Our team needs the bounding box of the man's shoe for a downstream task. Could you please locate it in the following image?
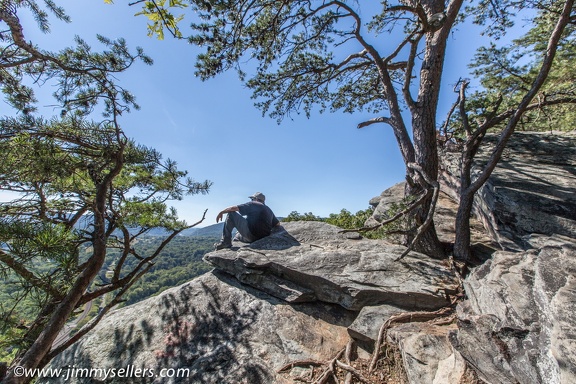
[214,242,232,250]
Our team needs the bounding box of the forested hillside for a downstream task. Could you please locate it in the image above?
[0,235,216,362]
[120,235,216,305]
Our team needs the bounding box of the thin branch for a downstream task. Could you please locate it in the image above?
[47,260,153,358]
[340,189,429,234]
[402,33,423,112]
[277,359,325,373]
[440,81,463,140]
[343,339,355,384]
[468,0,574,195]
[458,79,472,135]
[79,209,208,305]
[314,348,344,384]
[335,360,371,384]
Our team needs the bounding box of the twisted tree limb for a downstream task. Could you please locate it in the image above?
[339,162,440,262]
[277,345,371,384]
[395,163,440,261]
[336,360,372,384]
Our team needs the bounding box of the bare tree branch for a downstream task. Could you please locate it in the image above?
[357,116,394,129]
[0,250,64,300]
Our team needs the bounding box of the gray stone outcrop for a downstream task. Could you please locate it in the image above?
[440,131,576,250]
[44,131,576,384]
[451,234,576,384]
[366,182,493,248]
[43,271,355,384]
[43,221,465,384]
[204,221,460,312]
[43,222,576,384]
[362,131,576,383]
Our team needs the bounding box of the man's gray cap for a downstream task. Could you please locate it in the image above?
[249,192,266,203]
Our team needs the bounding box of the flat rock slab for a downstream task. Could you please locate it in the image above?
[204,221,460,311]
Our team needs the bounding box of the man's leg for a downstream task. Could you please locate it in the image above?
[217,212,255,249]
[227,212,257,242]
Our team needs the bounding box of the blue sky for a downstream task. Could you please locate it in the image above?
[15,1,510,226]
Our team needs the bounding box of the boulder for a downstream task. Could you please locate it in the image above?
[367,182,493,248]
[366,182,406,228]
[42,131,576,384]
[388,322,468,384]
[204,221,461,312]
[348,304,404,343]
[450,235,576,384]
[42,271,355,384]
[43,221,465,384]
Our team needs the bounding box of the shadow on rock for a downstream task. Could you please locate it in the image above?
[247,225,301,251]
[152,273,272,383]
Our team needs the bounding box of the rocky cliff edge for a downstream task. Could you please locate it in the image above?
[43,132,576,384]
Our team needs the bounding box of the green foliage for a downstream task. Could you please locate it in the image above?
[325,208,374,230]
[0,325,25,363]
[128,1,401,122]
[283,211,324,222]
[134,0,188,39]
[284,201,414,240]
[191,1,388,121]
[284,207,388,239]
[129,0,575,261]
[0,114,211,361]
[450,1,576,135]
[120,236,215,305]
[0,0,211,368]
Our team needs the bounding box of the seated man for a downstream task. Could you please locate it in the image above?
[214,192,280,250]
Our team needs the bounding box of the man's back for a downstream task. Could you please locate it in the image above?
[237,201,279,239]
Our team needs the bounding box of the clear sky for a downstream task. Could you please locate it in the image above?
[15,1,508,226]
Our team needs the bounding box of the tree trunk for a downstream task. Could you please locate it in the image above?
[453,190,474,261]
[412,220,444,258]
[4,176,117,383]
[405,0,462,259]
[452,0,573,261]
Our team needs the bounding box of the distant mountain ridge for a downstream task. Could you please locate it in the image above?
[181,223,223,237]
[71,214,223,238]
[76,217,287,238]
[141,218,286,238]
[134,223,224,238]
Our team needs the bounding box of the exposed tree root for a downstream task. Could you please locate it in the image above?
[278,306,457,383]
[335,360,372,384]
[277,344,366,384]
[339,162,440,261]
[314,349,343,384]
[277,360,326,373]
[369,307,454,373]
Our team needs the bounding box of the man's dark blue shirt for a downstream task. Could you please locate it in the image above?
[236,201,279,239]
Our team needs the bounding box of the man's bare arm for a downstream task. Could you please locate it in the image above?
[216,206,239,222]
